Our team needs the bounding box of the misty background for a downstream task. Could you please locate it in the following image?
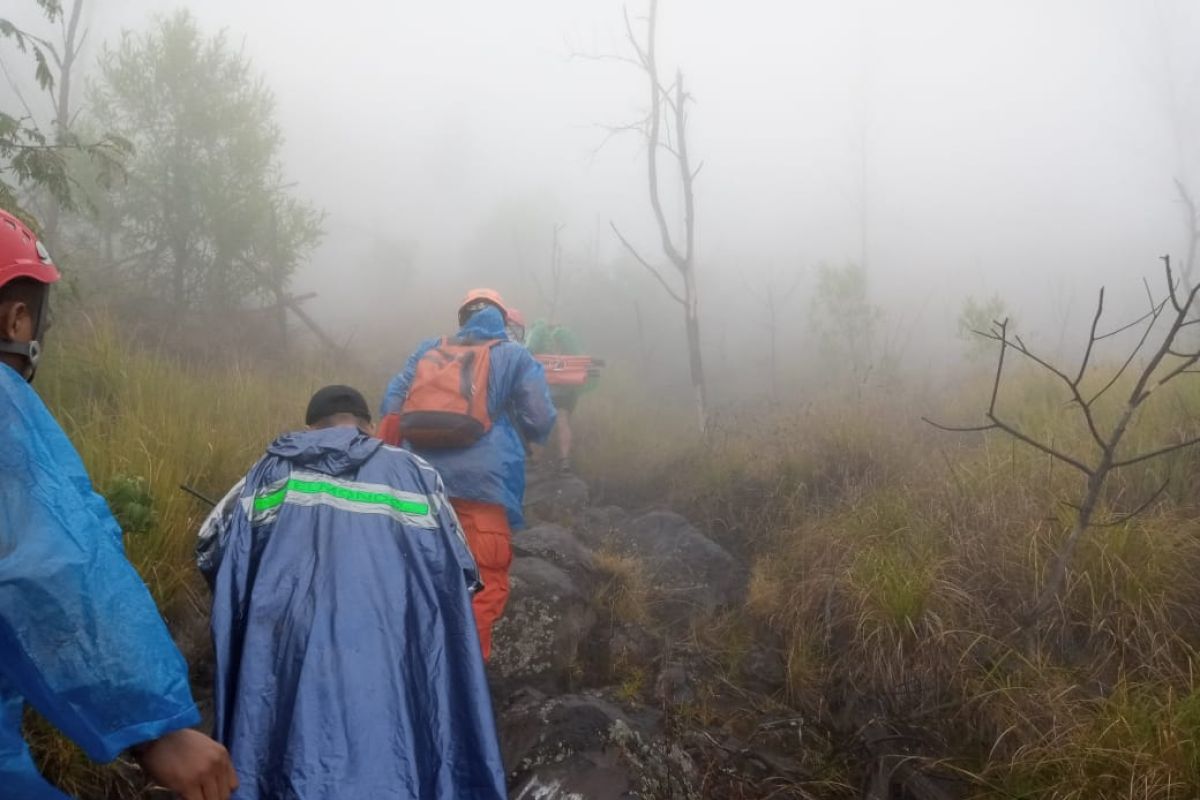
[10,0,1200,402]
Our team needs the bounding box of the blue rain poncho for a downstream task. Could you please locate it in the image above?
[380,306,556,529]
[197,426,506,800]
[0,363,200,800]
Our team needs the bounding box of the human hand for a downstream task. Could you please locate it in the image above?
[133,728,238,800]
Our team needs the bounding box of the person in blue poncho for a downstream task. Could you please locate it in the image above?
[0,209,237,800]
[378,289,556,662]
[198,384,506,800]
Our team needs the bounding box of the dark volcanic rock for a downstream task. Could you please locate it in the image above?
[491,556,597,694]
[512,523,597,576]
[501,691,699,800]
[577,508,747,622]
[524,470,591,522]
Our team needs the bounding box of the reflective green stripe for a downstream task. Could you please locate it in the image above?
[252,478,430,516]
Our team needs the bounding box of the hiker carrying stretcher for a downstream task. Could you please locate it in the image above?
[527,319,602,473]
[378,288,556,661]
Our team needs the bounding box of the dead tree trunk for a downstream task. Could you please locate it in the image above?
[749,272,802,405]
[532,223,566,322]
[610,0,708,433]
[43,0,86,247]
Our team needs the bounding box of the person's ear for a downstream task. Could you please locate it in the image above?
[0,301,30,341]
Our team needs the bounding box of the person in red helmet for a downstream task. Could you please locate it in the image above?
[0,210,237,800]
[378,288,556,661]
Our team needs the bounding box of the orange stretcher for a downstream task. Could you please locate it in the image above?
[534,355,604,386]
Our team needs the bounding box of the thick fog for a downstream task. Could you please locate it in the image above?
[17,0,1200,395]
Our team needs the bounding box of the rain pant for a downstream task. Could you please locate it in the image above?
[0,363,199,800]
[380,305,556,529]
[197,426,505,800]
[450,498,511,661]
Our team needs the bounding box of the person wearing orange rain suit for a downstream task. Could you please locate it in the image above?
[378,289,555,660]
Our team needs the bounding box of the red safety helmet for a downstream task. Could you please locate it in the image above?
[0,210,60,289]
[458,287,509,325]
[0,209,60,379]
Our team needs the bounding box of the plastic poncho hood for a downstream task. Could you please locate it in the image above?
[380,306,556,528]
[0,363,198,799]
[199,426,505,800]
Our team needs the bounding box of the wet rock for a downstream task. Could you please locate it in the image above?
[525,471,591,522]
[491,557,598,694]
[577,509,747,624]
[501,691,699,800]
[513,523,597,576]
[654,662,694,706]
[742,643,789,695]
[607,624,660,677]
[579,505,632,537]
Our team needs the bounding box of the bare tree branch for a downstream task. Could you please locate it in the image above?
[1096,302,1163,341]
[1113,435,1200,469]
[568,51,645,70]
[986,414,1095,475]
[611,221,684,306]
[921,417,997,434]
[1002,332,1106,450]
[1088,300,1166,406]
[1073,288,1104,385]
[675,73,696,265]
[987,319,1009,415]
[621,5,649,68]
[933,256,1200,623]
[1163,254,1184,314]
[1090,478,1171,527]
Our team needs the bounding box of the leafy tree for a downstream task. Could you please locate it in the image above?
[810,262,881,384]
[89,10,321,311]
[957,293,1014,361]
[0,0,128,220]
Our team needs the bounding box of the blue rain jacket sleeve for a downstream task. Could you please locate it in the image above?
[379,307,556,529]
[204,427,503,799]
[0,365,199,797]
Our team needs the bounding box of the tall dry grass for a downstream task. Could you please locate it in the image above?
[21,313,1200,798]
[24,312,380,797]
[576,364,1200,798]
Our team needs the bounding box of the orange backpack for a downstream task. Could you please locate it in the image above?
[390,338,501,448]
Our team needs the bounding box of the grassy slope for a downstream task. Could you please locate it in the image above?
[579,368,1200,798]
[22,318,1200,798]
[25,315,378,797]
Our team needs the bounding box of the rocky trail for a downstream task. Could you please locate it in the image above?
[492,468,812,800]
[171,467,956,800]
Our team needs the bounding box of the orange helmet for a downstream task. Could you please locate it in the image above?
[458,287,509,324]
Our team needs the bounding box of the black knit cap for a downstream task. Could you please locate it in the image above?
[305,385,372,426]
